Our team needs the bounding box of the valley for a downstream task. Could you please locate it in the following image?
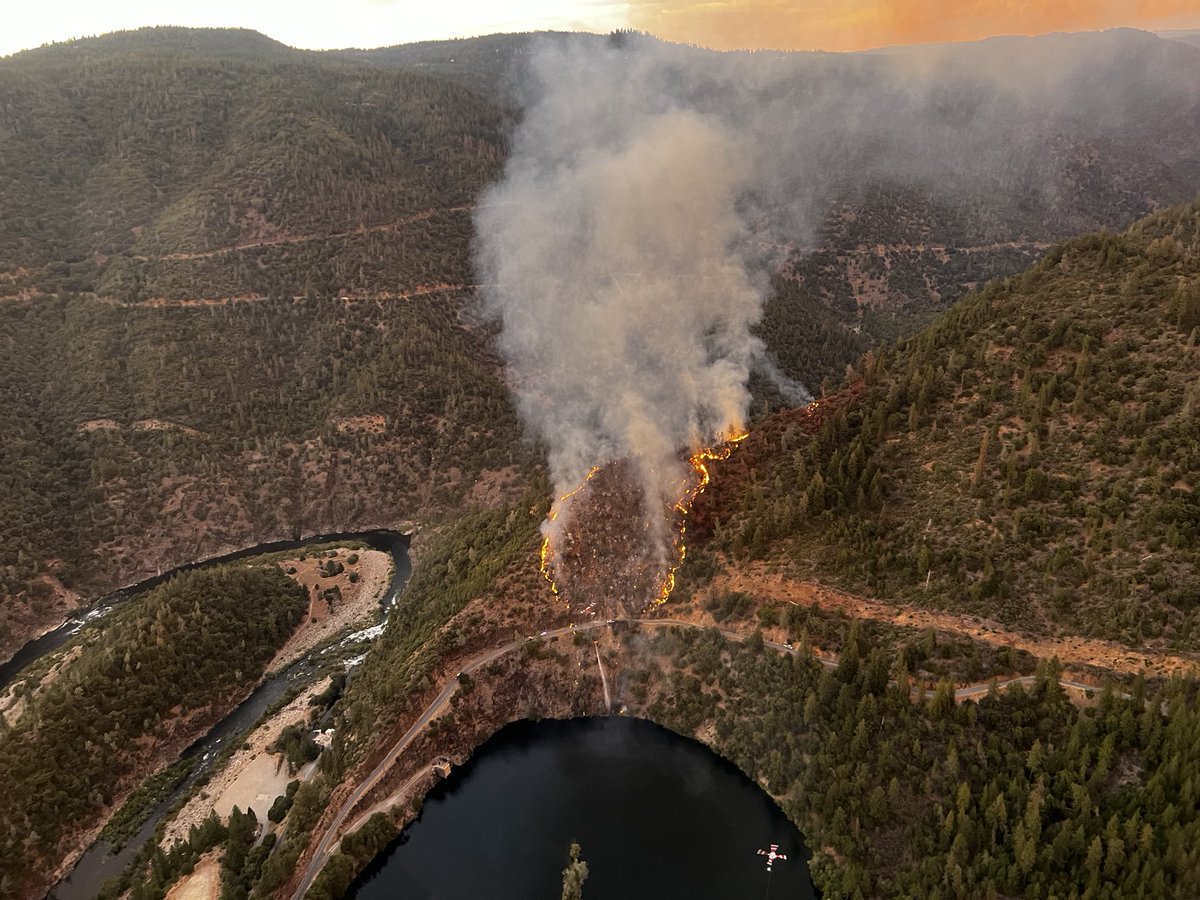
[0,20,1198,900]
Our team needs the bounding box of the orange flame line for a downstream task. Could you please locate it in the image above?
[655,428,748,604]
[540,466,601,597]
[538,427,747,608]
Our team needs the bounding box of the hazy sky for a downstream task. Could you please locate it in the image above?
[3,0,1200,57]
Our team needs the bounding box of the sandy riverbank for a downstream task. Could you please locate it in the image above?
[267,547,393,672]
[161,678,329,846]
[161,547,391,844]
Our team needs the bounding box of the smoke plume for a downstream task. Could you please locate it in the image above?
[475,29,1200,550]
[475,41,766,539]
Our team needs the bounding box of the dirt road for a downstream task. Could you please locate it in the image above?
[131,207,471,262]
[714,568,1200,679]
[290,621,598,898]
[291,616,1116,897]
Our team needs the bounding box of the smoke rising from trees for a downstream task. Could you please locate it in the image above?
[475,29,1200,540]
[474,41,767,539]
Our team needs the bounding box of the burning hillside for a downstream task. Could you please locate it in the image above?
[475,42,809,614]
[541,432,746,618]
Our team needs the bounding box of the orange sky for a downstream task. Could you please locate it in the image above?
[626,0,1200,52]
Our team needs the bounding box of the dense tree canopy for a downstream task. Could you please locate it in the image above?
[711,201,1200,649]
[0,565,306,895]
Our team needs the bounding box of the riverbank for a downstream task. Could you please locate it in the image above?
[31,532,411,900]
[268,548,394,672]
[287,635,607,898]
[0,527,413,684]
[3,547,388,732]
[289,579,1183,899]
[345,716,816,899]
[162,678,330,846]
[101,507,1197,899]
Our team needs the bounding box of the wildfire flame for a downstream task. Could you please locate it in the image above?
[538,431,748,608]
[654,428,748,604]
[540,466,601,596]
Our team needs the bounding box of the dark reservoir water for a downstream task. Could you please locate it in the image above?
[350,717,817,900]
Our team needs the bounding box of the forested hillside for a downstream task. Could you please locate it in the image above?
[647,626,1200,898]
[0,291,528,660]
[705,201,1200,650]
[3,25,1199,663]
[2,23,1198,900]
[0,27,505,301]
[0,28,534,659]
[252,498,1200,900]
[5,25,1198,319]
[0,565,306,896]
[347,28,1200,344]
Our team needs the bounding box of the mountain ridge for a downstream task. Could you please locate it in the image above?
[693,200,1200,654]
[1,24,1198,665]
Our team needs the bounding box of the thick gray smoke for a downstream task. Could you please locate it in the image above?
[475,42,766,536]
[475,29,1200,540]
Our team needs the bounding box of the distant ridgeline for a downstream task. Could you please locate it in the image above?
[0,27,505,299]
[706,201,1200,650]
[1,26,1197,319]
[0,564,306,897]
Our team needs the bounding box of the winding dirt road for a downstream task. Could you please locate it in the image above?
[131,207,472,262]
[715,569,1200,679]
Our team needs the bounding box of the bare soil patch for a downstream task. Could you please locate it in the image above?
[213,752,292,825]
[164,852,220,900]
[78,418,121,432]
[114,295,268,308]
[333,414,386,434]
[267,548,393,671]
[132,419,201,436]
[162,678,329,846]
[466,465,524,509]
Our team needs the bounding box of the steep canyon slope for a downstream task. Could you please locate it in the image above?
[1,25,1198,662]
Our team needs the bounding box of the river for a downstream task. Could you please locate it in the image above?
[43,529,412,900]
[349,717,817,900]
[1,529,411,690]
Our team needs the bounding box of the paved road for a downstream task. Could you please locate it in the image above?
[291,617,1105,897]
